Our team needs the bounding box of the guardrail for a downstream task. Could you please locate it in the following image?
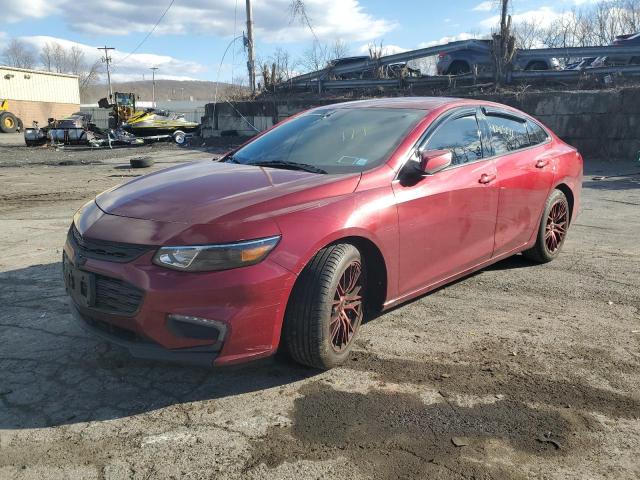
[287,40,640,90]
[294,64,640,91]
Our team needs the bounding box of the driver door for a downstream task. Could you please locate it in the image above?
[392,109,499,297]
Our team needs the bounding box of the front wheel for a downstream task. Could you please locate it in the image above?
[523,189,570,263]
[283,244,365,369]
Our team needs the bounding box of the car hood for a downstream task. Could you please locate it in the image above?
[95,161,360,225]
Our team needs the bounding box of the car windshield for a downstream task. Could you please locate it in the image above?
[229,108,425,174]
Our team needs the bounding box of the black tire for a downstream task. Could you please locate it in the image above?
[446,61,470,75]
[0,112,18,133]
[523,189,570,263]
[16,118,24,132]
[283,243,365,369]
[129,156,154,168]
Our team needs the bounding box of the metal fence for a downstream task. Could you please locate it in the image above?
[287,40,640,91]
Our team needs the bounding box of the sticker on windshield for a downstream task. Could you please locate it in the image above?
[338,156,369,166]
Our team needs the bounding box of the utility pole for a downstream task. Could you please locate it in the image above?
[493,0,514,87]
[245,0,256,94]
[150,67,159,107]
[97,46,115,98]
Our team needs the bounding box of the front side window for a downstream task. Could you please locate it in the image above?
[230,108,425,174]
[487,115,530,155]
[426,115,483,165]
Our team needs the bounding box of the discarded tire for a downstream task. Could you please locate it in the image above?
[129,157,154,168]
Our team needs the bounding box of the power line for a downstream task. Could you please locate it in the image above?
[112,0,176,66]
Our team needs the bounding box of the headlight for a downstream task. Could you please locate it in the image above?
[153,236,281,272]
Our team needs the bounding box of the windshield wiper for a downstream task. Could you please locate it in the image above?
[247,160,327,174]
[222,154,240,164]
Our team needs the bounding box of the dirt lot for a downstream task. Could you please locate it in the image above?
[0,132,638,480]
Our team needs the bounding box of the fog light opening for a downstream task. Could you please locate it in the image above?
[166,314,228,342]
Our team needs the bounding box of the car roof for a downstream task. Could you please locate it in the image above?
[317,97,482,112]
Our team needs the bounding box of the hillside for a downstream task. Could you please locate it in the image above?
[81,80,241,104]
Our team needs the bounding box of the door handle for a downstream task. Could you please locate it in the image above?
[479,173,496,184]
[535,159,549,168]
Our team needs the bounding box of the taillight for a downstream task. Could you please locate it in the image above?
[438,53,446,59]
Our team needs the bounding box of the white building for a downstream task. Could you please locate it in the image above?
[0,66,80,126]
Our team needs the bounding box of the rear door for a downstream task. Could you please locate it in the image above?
[392,109,499,296]
[482,109,555,256]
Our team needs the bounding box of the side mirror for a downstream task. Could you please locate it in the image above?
[418,149,452,175]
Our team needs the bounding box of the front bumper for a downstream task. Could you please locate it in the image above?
[64,232,297,367]
[70,304,223,367]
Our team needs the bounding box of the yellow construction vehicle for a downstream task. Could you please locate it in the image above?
[0,100,23,133]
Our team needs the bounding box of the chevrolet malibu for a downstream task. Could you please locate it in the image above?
[64,97,583,369]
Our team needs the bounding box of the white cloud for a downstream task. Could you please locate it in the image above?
[418,33,478,48]
[473,1,494,12]
[18,36,206,82]
[480,6,566,29]
[2,0,58,22]
[357,43,409,55]
[4,0,395,43]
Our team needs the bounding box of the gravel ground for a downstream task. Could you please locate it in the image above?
[0,137,638,480]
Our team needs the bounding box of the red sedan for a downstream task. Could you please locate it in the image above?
[64,97,583,369]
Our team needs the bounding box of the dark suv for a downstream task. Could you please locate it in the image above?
[436,39,559,75]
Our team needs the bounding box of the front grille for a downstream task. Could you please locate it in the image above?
[68,225,152,263]
[94,273,144,316]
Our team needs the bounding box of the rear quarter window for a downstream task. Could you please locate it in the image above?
[526,120,549,146]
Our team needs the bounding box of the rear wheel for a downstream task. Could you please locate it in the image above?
[173,130,186,145]
[523,189,570,263]
[283,244,365,369]
[0,112,18,133]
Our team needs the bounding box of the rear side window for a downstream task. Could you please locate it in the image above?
[526,120,549,146]
[426,115,483,165]
[486,115,530,155]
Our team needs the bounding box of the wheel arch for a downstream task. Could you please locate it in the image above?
[554,182,575,223]
[283,233,389,313]
[339,235,388,313]
[446,60,470,75]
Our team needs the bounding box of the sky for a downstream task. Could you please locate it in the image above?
[0,0,600,84]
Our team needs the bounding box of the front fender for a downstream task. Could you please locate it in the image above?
[269,185,400,301]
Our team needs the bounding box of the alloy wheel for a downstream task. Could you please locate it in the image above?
[545,199,568,253]
[330,260,363,352]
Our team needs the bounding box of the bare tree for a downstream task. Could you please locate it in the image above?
[301,42,329,72]
[329,40,350,60]
[39,42,101,98]
[51,43,68,73]
[289,0,319,42]
[513,20,546,49]
[2,39,36,69]
[368,41,385,78]
[40,43,54,71]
